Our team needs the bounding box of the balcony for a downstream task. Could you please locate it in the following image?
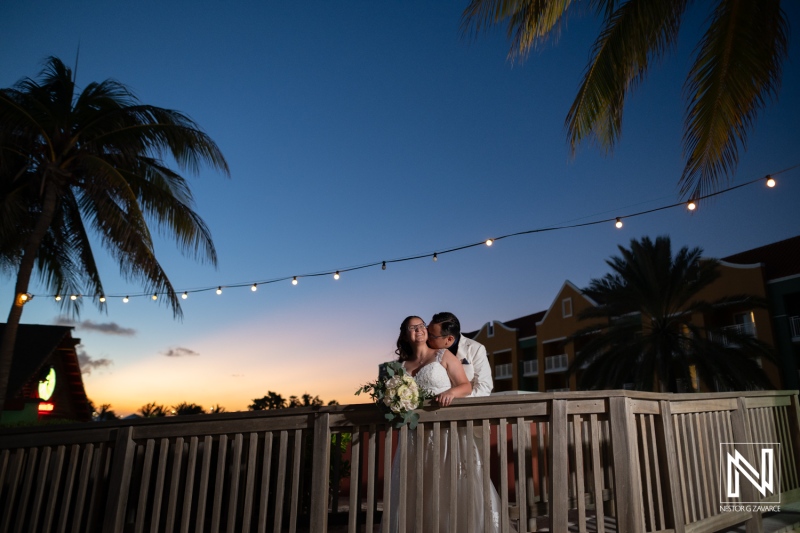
[523,359,538,376]
[708,321,757,347]
[495,362,513,380]
[1,390,799,533]
[791,315,800,341]
[544,353,568,373]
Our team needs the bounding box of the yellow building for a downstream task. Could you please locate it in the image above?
[469,238,799,392]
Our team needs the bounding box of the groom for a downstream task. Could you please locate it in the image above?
[427,312,493,397]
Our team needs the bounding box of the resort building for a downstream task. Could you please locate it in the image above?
[470,235,800,393]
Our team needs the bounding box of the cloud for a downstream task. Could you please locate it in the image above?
[162,347,200,357]
[77,350,113,375]
[231,374,244,378]
[56,317,136,336]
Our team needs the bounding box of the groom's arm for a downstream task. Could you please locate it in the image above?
[469,343,493,397]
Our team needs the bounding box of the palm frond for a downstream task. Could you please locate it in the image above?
[680,0,788,198]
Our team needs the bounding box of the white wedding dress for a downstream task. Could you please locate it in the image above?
[384,350,502,533]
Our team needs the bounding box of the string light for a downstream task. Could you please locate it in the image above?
[251,283,258,291]
[99,295,106,303]
[17,293,31,305]
[152,293,158,301]
[18,166,794,304]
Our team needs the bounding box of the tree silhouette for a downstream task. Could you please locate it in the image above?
[139,402,168,417]
[568,236,775,392]
[172,402,205,415]
[249,391,286,410]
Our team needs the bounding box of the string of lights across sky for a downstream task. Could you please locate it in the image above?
[15,164,798,305]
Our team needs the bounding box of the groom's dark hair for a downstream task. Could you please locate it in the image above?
[430,312,461,336]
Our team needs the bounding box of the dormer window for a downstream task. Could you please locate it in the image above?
[562,298,573,318]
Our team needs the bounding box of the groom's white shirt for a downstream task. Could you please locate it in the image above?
[456,336,493,397]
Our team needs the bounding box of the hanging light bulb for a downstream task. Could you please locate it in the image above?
[334,271,340,280]
[615,217,623,229]
[216,286,222,295]
[433,253,438,262]
[382,261,386,270]
[99,295,106,303]
[251,283,258,292]
[485,239,493,246]
[687,200,697,211]
[17,293,31,305]
[152,293,158,301]
[55,295,62,302]
[181,291,188,300]
[123,296,129,303]
[70,294,78,301]
[766,175,776,188]
[292,276,298,285]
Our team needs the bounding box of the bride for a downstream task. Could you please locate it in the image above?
[384,316,501,533]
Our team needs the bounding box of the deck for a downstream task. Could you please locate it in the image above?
[1,390,799,532]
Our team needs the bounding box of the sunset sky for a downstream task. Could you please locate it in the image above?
[2,2,799,416]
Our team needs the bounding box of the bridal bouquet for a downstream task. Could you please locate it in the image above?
[356,361,432,429]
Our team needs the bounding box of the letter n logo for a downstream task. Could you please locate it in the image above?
[720,443,781,504]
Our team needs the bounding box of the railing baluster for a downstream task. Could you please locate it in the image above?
[310,415,331,533]
[449,420,458,533]
[180,436,199,533]
[211,434,228,533]
[240,432,259,533]
[226,434,243,533]
[165,437,185,532]
[348,428,361,533]
[365,425,376,533]
[0,448,24,533]
[609,396,644,533]
[415,423,424,533]
[550,400,569,533]
[11,447,37,533]
[289,429,302,533]
[72,443,95,533]
[57,444,81,533]
[573,414,587,533]
[589,414,606,533]
[195,436,213,533]
[28,446,51,533]
[257,432,273,533]
[273,431,287,533]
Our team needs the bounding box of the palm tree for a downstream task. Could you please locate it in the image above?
[139,402,168,417]
[461,0,789,199]
[568,236,775,392]
[0,57,229,412]
[172,402,205,415]
[249,391,287,410]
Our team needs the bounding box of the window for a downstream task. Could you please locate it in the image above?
[487,322,494,337]
[495,363,513,380]
[562,298,572,318]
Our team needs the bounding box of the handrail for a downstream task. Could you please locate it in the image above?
[1,389,798,533]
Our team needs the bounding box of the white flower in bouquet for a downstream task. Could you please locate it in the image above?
[355,361,433,428]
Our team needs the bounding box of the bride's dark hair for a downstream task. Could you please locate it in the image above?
[395,316,422,362]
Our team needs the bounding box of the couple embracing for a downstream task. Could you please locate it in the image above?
[385,312,503,533]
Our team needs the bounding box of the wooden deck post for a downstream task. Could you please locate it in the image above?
[101,426,136,533]
[609,396,644,533]
[730,398,764,533]
[309,412,331,533]
[658,400,686,533]
[549,399,569,533]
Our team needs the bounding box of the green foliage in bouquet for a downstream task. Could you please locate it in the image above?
[356,361,433,429]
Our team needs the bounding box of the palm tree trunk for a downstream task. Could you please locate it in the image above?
[0,181,58,413]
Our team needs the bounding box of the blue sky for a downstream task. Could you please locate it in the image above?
[2,1,799,415]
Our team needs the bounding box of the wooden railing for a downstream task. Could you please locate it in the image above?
[0,390,798,533]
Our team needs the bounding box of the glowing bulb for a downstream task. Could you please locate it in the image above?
[486,239,493,246]
[152,293,158,301]
[55,295,61,301]
[382,261,386,270]
[99,295,106,303]
[687,201,697,211]
[181,292,188,300]
[216,287,222,295]
[766,176,776,188]
[123,296,129,303]
[334,271,340,280]
[251,283,258,292]
[292,277,298,285]
[70,294,78,301]
[19,293,28,302]
[433,253,438,262]
[615,217,623,229]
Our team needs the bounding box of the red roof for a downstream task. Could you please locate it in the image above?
[722,235,800,281]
